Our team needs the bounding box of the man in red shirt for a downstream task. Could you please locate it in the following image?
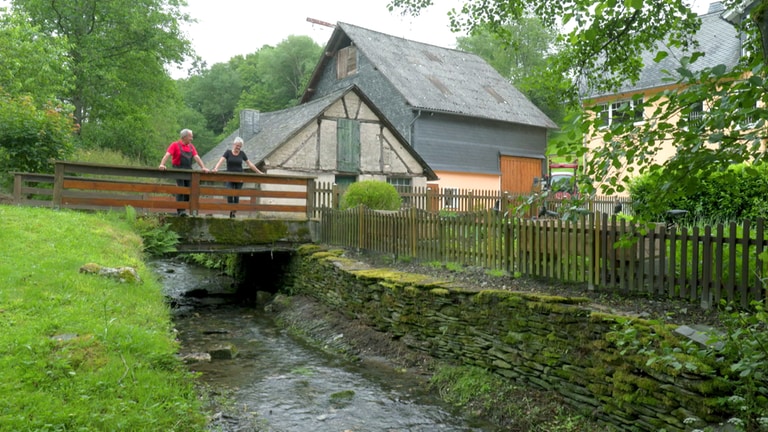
[158,129,209,216]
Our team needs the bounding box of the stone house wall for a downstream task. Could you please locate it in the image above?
[286,245,736,432]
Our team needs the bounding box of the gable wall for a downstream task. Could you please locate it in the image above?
[308,47,424,144]
[264,93,427,181]
[308,45,549,192]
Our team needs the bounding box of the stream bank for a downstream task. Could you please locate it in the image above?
[154,257,499,432]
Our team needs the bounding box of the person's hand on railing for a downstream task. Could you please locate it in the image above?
[158,164,167,170]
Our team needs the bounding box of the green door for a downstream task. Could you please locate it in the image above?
[337,119,360,172]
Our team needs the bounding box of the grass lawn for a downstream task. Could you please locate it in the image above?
[0,205,206,431]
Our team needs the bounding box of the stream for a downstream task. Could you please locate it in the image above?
[152,258,497,432]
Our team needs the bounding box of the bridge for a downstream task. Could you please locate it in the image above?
[12,161,318,252]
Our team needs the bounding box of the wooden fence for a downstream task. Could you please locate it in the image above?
[318,206,767,310]
[310,182,633,219]
[13,161,315,219]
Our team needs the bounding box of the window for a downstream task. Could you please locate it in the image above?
[336,46,357,79]
[738,98,759,129]
[387,177,411,206]
[386,177,411,192]
[443,187,458,209]
[599,98,644,126]
[688,101,705,128]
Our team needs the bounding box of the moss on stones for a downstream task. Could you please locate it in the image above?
[429,288,450,296]
[297,244,323,255]
[350,268,449,288]
[283,249,742,431]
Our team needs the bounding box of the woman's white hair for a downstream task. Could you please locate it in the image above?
[233,137,244,145]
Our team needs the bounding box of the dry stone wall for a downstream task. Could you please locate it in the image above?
[287,245,735,432]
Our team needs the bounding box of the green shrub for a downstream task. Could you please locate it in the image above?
[340,180,402,210]
[629,163,768,223]
[123,206,179,256]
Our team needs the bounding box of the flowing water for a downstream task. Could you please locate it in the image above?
[152,258,497,432]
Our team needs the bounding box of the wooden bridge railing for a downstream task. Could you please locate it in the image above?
[13,161,315,219]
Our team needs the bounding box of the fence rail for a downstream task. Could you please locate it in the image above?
[318,206,766,310]
[310,182,634,219]
[13,161,314,219]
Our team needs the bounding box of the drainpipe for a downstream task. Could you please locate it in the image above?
[407,110,422,147]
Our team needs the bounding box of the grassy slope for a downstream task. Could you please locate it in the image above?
[0,206,206,431]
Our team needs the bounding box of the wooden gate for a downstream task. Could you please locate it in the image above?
[500,155,543,194]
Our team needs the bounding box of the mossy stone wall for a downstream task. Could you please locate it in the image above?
[287,246,734,432]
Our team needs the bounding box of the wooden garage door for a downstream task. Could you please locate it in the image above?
[500,156,543,194]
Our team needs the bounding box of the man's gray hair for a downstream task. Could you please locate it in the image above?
[180,129,193,138]
[234,137,244,144]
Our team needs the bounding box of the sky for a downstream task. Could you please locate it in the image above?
[0,0,716,80]
[173,0,714,79]
[172,0,465,78]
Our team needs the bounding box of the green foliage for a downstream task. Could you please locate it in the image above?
[392,0,700,97]
[429,364,600,430]
[180,253,239,277]
[123,206,179,256]
[179,63,243,135]
[340,180,402,210]
[178,35,323,142]
[0,91,75,181]
[0,10,73,101]
[232,36,323,113]
[69,147,143,167]
[456,18,573,126]
[391,0,768,203]
[485,268,507,277]
[713,301,768,430]
[608,300,768,431]
[630,163,768,222]
[444,262,464,272]
[577,38,768,198]
[12,0,194,162]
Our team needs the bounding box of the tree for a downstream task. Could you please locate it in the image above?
[0,91,75,179]
[255,36,323,109]
[236,36,322,113]
[390,0,768,207]
[0,11,72,103]
[179,63,243,135]
[391,0,701,97]
[10,0,194,161]
[0,11,75,185]
[177,35,323,141]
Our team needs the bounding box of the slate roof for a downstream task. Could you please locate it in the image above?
[302,22,558,130]
[201,85,438,181]
[585,8,742,99]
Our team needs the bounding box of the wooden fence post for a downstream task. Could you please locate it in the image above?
[357,205,364,250]
[410,207,417,258]
[426,187,435,212]
[333,184,341,209]
[754,218,765,304]
[305,179,315,219]
[189,171,201,216]
[52,162,64,209]
[13,173,22,204]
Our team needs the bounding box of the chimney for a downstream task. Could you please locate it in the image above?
[239,109,261,142]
